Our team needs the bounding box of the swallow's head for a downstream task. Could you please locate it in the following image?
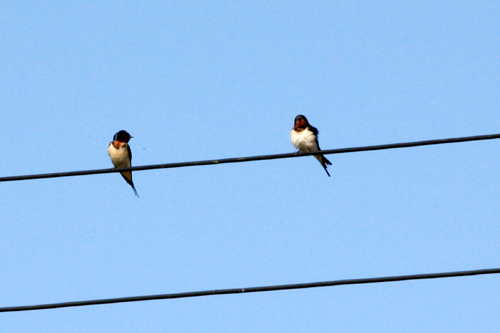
[293,115,309,129]
[113,130,133,143]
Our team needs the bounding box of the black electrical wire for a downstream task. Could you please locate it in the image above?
[0,133,499,183]
[1,268,498,312]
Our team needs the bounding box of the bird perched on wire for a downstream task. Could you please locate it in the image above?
[107,130,139,197]
[290,115,332,177]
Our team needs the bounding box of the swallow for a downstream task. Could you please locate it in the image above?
[290,115,332,177]
[107,130,139,197]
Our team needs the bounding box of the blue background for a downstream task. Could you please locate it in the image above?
[1,1,499,332]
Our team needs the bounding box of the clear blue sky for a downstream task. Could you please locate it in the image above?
[1,1,499,331]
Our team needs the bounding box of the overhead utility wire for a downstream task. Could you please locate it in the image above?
[1,133,499,183]
[1,268,499,313]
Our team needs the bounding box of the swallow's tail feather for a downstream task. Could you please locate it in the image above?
[314,155,332,177]
[322,162,331,177]
[130,185,139,198]
[120,171,140,198]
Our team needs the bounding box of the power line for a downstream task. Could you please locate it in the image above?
[1,268,498,312]
[1,133,499,183]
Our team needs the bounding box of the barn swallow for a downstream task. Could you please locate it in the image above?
[290,115,332,177]
[107,130,139,197]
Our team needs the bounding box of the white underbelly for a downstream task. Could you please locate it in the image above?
[290,129,318,152]
[108,144,130,168]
